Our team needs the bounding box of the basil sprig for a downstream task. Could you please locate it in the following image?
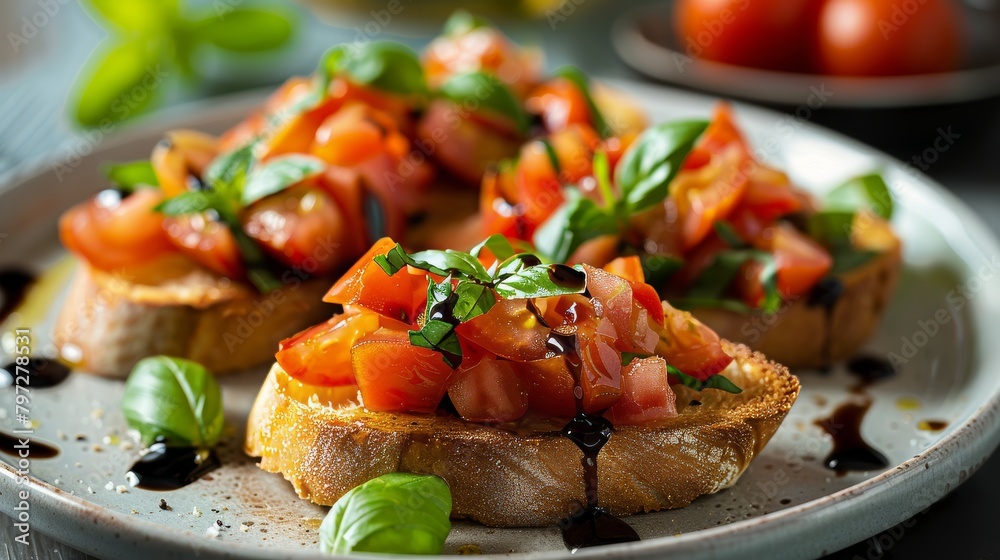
[102,160,158,192]
[554,66,613,139]
[438,72,530,135]
[533,119,708,264]
[374,235,587,367]
[241,154,326,205]
[687,249,780,313]
[154,143,281,292]
[121,356,224,448]
[808,172,894,275]
[319,473,452,555]
[824,173,893,220]
[320,41,427,99]
[442,10,490,37]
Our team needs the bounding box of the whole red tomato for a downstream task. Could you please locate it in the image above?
[674,0,822,72]
[815,0,962,76]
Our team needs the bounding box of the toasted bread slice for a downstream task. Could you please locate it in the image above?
[692,216,901,368]
[53,257,334,377]
[245,341,799,527]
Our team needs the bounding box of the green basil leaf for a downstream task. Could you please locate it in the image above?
[204,143,256,201]
[494,264,587,299]
[668,364,742,394]
[331,41,427,98]
[73,38,165,127]
[154,191,229,217]
[452,282,496,322]
[714,221,746,248]
[423,276,454,319]
[615,120,708,214]
[825,173,893,220]
[554,66,612,139]
[592,149,614,207]
[495,253,544,280]
[808,210,856,250]
[640,253,684,288]
[409,320,463,368]
[533,192,618,263]
[375,243,493,283]
[102,160,158,191]
[232,228,282,293]
[121,356,223,447]
[470,233,516,262]
[687,249,779,313]
[241,155,326,205]
[442,10,490,36]
[319,473,452,555]
[193,7,294,53]
[362,188,389,241]
[539,139,561,175]
[438,72,529,135]
[83,0,179,32]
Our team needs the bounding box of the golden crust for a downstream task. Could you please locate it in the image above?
[53,262,335,377]
[692,216,902,368]
[244,341,799,527]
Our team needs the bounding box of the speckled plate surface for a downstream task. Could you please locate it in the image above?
[1,81,998,560]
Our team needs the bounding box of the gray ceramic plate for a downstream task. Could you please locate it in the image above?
[612,3,1000,108]
[1,80,999,560]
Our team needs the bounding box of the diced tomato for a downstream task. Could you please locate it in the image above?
[520,357,577,418]
[276,307,383,386]
[480,165,529,240]
[602,256,644,284]
[243,186,348,276]
[456,299,550,362]
[448,353,528,423]
[583,265,658,354]
[59,188,176,272]
[323,237,422,324]
[151,130,218,197]
[740,165,803,221]
[629,281,665,325]
[163,212,244,279]
[578,317,624,412]
[351,326,456,413]
[727,205,770,243]
[526,78,592,134]
[424,25,541,96]
[769,222,833,300]
[515,139,565,231]
[605,357,677,426]
[656,301,733,380]
[672,145,749,250]
[417,100,522,186]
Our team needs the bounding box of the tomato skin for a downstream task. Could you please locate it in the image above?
[740,166,803,221]
[243,186,348,276]
[424,26,542,97]
[323,237,422,324]
[163,212,245,279]
[656,301,733,379]
[351,326,456,413]
[151,130,218,197]
[578,317,625,412]
[602,256,645,284]
[526,78,592,134]
[674,0,821,72]
[605,357,677,426]
[276,308,383,387]
[59,189,176,272]
[769,222,833,299]
[417,100,522,186]
[448,353,528,423]
[582,265,659,355]
[456,299,550,362]
[815,0,962,76]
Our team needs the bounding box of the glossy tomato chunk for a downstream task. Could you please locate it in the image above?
[456,299,550,362]
[163,212,244,279]
[656,301,733,380]
[323,238,422,324]
[351,327,456,413]
[520,357,577,418]
[276,307,382,387]
[448,353,528,423]
[582,265,658,354]
[578,317,624,412]
[605,356,677,426]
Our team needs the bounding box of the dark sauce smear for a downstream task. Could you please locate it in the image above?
[126,442,220,491]
[814,399,889,475]
[846,354,896,392]
[547,264,587,291]
[547,327,641,551]
[0,269,36,324]
[1,358,72,389]
[0,431,59,459]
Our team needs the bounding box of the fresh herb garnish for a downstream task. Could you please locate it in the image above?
[241,155,326,206]
[687,250,781,314]
[374,237,587,366]
[121,356,224,447]
[437,72,530,135]
[319,473,452,555]
[320,41,427,100]
[101,160,158,191]
[825,173,893,220]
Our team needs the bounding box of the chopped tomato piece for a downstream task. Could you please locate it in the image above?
[151,130,218,197]
[740,166,803,221]
[417,101,522,186]
[769,222,833,299]
[276,308,382,387]
[243,186,348,275]
[671,145,749,250]
[456,299,550,362]
[351,326,456,413]
[605,357,677,426]
[578,317,624,412]
[424,25,541,96]
[526,78,592,134]
[448,353,528,423]
[656,301,733,380]
[520,357,576,418]
[163,213,244,279]
[59,189,175,272]
[602,256,644,284]
[582,265,658,354]
[323,237,422,324]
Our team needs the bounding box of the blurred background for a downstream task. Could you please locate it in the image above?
[0,0,997,558]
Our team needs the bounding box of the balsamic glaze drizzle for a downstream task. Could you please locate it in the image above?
[1,358,72,389]
[814,398,889,475]
[0,431,59,459]
[125,442,220,491]
[0,269,36,325]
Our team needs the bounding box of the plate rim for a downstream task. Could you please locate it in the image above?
[1,81,999,560]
